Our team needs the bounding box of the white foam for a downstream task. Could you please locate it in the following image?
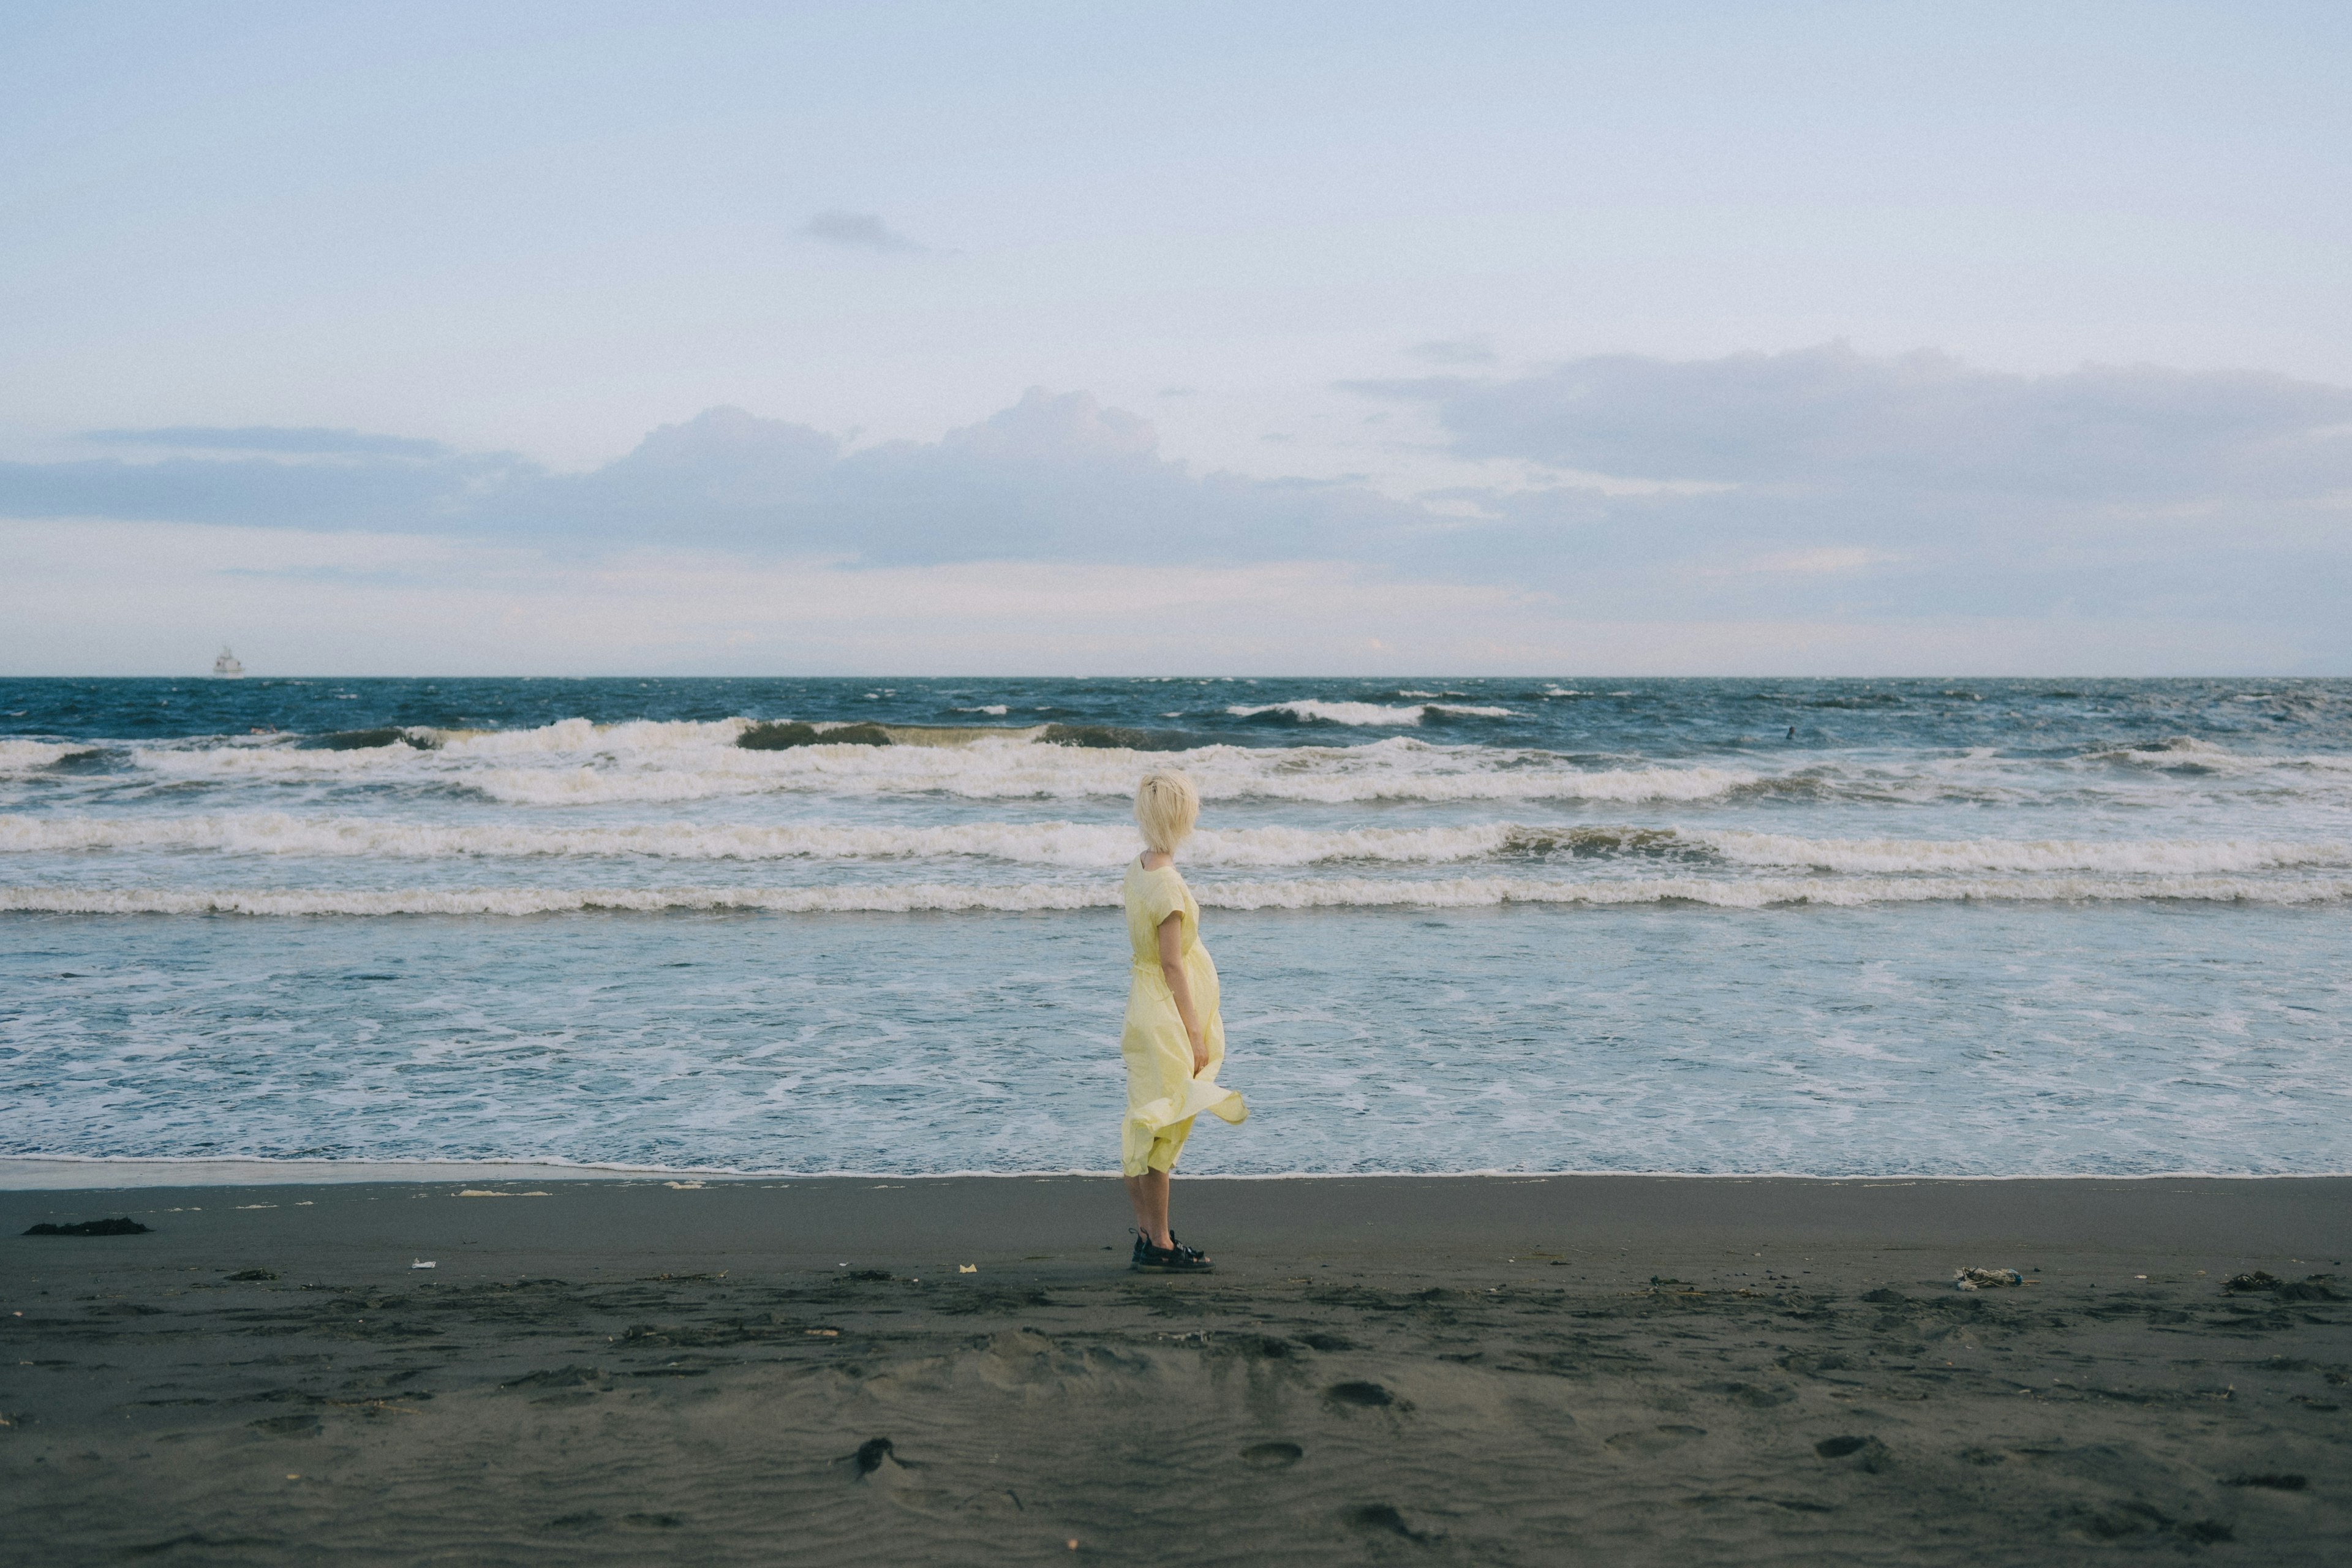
[2076,737,2352,775]
[459,739,1758,808]
[0,882,1114,916]
[439,717,751,756]
[7,873,2345,916]
[74,716,2352,813]
[0,739,87,774]
[128,739,422,777]
[1227,700,1430,726]
[17,812,2341,876]
[1694,831,2350,876]
[0,813,1536,867]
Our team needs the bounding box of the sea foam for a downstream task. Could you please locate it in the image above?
[0,739,88,774]
[7,873,2345,916]
[7,812,2343,877]
[1227,700,1516,725]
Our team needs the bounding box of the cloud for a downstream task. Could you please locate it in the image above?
[6,350,2347,669]
[1,389,1411,565]
[1348,342,2352,499]
[799,209,928,252]
[0,450,520,530]
[1338,344,2352,633]
[1403,337,1497,366]
[81,426,451,458]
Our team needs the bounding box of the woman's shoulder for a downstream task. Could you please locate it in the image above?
[1125,855,1185,895]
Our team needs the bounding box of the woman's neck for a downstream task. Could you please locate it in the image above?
[1140,849,1174,870]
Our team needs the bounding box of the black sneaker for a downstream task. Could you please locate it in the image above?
[1133,1235,1213,1273]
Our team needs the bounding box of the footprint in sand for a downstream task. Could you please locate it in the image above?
[1241,1441,1303,1469]
[617,1513,684,1531]
[1325,1381,1395,1408]
[1814,1434,1891,1471]
[1604,1425,1706,1453]
[1343,1503,1422,1539]
[1709,1380,1797,1408]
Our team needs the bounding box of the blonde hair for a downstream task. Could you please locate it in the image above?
[1133,770,1200,854]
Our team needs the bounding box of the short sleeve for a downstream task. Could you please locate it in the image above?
[1139,867,1189,931]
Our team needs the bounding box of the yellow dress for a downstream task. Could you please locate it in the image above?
[1120,857,1247,1177]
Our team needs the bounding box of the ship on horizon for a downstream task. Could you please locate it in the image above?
[212,646,244,678]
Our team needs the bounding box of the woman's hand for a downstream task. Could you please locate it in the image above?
[1159,910,1208,1077]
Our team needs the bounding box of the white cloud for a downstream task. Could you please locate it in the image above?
[1348,342,2352,497]
[6,347,2348,671]
[799,210,929,253]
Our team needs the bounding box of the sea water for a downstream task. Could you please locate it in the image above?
[2,677,2347,1177]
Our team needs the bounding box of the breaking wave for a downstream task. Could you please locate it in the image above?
[8,813,2342,877]
[97,722,1746,805]
[32,715,2346,816]
[0,813,1567,866]
[1227,700,1515,726]
[0,740,92,774]
[7,873,2347,916]
[1697,831,2349,876]
[463,752,1752,808]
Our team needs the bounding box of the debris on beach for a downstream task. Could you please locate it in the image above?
[225,1268,278,1281]
[840,1435,917,1483]
[2223,1270,2343,1301]
[959,1264,978,1273]
[1953,1267,2022,1291]
[22,1217,149,1237]
[411,1259,437,1270]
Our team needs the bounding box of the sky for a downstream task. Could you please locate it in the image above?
[2,0,2348,675]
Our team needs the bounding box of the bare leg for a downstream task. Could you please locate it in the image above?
[1125,1169,1172,1250]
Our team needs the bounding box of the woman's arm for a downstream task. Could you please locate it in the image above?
[1158,911,1207,1075]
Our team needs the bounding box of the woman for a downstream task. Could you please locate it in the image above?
[1120,770,1248,1272]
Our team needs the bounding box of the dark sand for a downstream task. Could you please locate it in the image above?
[4,1175,2348,1565]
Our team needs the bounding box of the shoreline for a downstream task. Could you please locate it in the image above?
[11,1172,2350,1265]
[9,1157,2352,1190]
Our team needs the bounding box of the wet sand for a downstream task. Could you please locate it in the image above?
[4,1174,2348,1565]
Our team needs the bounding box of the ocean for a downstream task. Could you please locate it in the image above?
[3,676,2347,1178]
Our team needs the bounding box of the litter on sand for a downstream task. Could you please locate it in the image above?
[1954,1267,2023,1291]
[22,1217,151,1237]
[411,1259,437,1270]
[959,1264,978,1273]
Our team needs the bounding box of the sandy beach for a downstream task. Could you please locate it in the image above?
[3,1173,2347,1564]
